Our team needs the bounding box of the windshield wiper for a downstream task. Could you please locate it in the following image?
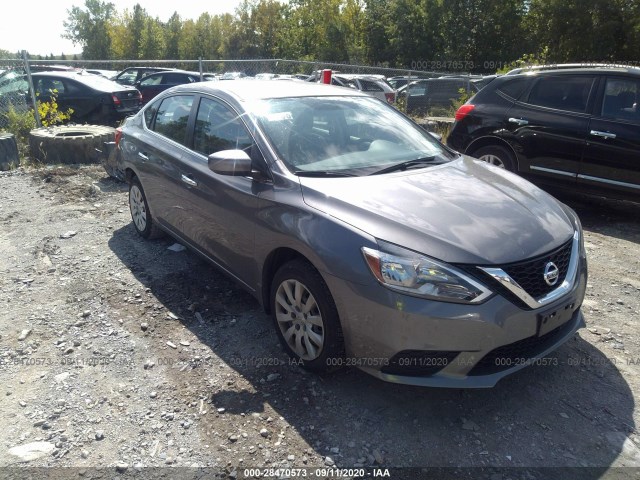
[294,170,358,177]
[369,156,443,175]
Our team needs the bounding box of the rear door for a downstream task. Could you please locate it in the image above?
[502,74,596,184]
[579,75,640,196]
[135,94,196,231]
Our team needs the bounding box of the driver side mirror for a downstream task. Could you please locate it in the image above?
[208,150,252,176]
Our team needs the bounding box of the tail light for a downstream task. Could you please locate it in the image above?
[455,104,475,121]
[385,92,396,103]
[115,127,123,147]
[111,94,121,106]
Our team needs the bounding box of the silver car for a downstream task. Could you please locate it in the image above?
[119,80,587,388]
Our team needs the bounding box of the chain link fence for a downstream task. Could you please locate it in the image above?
[1,55,477,134]
[0,55,32,130]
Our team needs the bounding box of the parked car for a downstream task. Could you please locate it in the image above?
[86,69,119,79]
[334,74,396,103]
[447,65,640,202]
[307,73,396,103]
[28,71,142,124]
[397,77,487,113]
[220,71,246,80]
[134,70,202,104]
[112,66,174,86]
[387,75,423,90]
[117,80,587,388]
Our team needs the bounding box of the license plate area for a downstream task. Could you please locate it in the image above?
[538,299,576,336]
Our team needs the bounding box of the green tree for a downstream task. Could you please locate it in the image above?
[140,17,166,59]
[63,0,115,59]
[164,12,183,59]
[525,0,640,62]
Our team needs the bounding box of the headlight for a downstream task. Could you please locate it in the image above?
[362,245,493,304]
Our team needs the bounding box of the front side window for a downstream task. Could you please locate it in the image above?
[601,77,640,122]
[193,97,253,156]
[150,95,194,145]
[527,75,594,112]
[117,70,138,85]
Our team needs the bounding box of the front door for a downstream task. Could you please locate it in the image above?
[580,75,640,197]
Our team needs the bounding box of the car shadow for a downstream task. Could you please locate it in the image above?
[107,223,637,476]
[545,189,640,245]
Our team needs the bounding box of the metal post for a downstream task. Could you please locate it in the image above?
[199,57,203,81]
[22,51,42,128]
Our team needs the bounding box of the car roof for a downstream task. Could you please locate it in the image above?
[142,69,198,78]
[32,71,134,90]
[506,64,640,76]
[168,79,369,101]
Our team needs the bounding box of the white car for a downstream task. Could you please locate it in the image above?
[333,74,396,104]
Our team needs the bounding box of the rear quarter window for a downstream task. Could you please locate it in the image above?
[496,77,529,100]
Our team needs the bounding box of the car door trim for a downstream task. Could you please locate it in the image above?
[577,174,640,190]
[529,166,577,178]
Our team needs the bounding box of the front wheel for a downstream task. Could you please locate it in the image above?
[270,260,345,373]
[471,145,516,172]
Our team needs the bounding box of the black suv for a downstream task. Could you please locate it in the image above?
[447,66,640,201]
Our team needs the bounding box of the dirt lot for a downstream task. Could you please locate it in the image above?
[0,165,639,480]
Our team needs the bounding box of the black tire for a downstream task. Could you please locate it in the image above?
[270,259,345,373]
[128,176,163,239]
[0,133,19,171]
[471,145,517,172]
[28,125,115,165]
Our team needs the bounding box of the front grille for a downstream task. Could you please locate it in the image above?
[381,350,460,377]
[501,238,573,300]
[468,316,576,376]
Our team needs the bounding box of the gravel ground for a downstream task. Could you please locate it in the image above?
[0,165,639,480]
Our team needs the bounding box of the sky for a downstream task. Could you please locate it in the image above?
[1,0,244,56]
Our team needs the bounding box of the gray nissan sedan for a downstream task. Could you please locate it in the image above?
[119,80,587,388]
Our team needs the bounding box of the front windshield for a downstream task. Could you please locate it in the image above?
[253,96,451,175]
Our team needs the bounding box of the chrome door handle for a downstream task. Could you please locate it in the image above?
[181,174,198,187]
[508,118,529,126]
[590,130,616,139]
[138,152,149,161]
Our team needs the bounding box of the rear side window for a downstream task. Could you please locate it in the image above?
[163,73,188,85]
[526,75,594,113]
[601,77,640,121]
[140,75,162,86]
[151,95,194,145]
[359,79,383,92]
[497,77,529,100]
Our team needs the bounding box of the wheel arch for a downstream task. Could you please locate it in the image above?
[261,247,318,315]
[465,136,520,171]
[124,167,137,183]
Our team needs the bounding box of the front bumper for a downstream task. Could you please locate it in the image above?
[324,256,587,388]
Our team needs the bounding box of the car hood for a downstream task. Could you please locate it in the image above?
[299,156,575,265]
